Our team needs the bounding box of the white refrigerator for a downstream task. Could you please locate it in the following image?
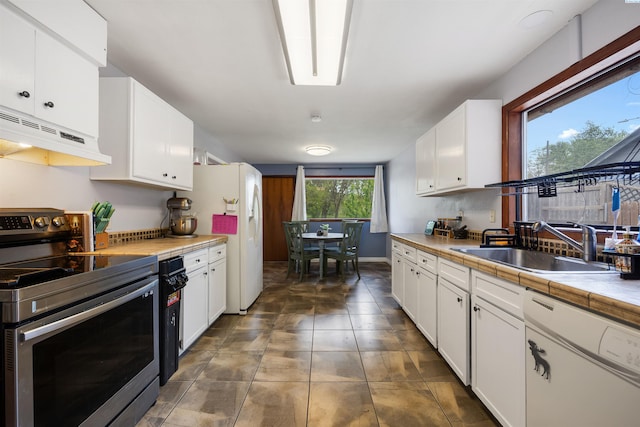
[180,163,263,314]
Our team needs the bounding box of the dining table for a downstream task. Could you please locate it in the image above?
[301,232,344,279]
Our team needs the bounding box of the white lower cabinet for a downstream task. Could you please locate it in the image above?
[390,238,527,426]
[471,271,525,427]
[416,266,437,347]
[208,244,227,325]
[402,260,418,321]
[391,252,403,305]
[437,277,470,385]
[181,249,208,354]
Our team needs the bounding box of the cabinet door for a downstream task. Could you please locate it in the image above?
[35,31,98,137]
[402,260,418,321]
[0,6,35,115]
[416,268,437,348]
[437,277,470,384]
[416,127,436,194]
[181,266,208,353]
[472,296,525,427]
[168,110,194,189]
[391,252,403,305]
[208,258,227,325]
[436,104,466,190]
[132,81,172,184]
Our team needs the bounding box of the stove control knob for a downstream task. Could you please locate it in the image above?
[34,216,51,228]
[52,216,65,227]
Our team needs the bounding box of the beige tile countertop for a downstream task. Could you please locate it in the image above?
[392,233,640,328]
[93,235,228,261]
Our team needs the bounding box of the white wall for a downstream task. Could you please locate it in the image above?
[386,0,640,255]
[386,144,502,234]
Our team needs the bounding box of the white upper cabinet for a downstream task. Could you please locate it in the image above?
[0,3,102,138]
[91,77,194,190]
[0,6,34,114]
[34,32,98,137]
[7,0,107,66]
[415,127,436,194]
[416,99,502,196]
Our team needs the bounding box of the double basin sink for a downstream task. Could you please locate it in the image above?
[452,247,614,274]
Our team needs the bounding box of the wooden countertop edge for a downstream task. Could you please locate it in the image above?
[92,235,228,260]
[391,233,640,328]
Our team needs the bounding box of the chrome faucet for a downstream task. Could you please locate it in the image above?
[531,221,597,262]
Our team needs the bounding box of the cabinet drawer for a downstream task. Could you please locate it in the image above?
[184,249,207,272]
[208,244,226,263]
[391,240,403,255]
[401,244,417,263]
[472,270,524,319]
[438,258,470,292]
[417,250,437,275]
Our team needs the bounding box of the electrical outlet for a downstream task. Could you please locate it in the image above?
[489,209,496,223]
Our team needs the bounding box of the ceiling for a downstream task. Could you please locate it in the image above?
[85,0,598,164]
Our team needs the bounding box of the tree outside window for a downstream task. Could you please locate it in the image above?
[524,64,640,225]
[305,178,373,219]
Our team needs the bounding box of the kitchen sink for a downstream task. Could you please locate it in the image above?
[452,247,613,273]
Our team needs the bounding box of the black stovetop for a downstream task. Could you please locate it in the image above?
[0,254,150,288]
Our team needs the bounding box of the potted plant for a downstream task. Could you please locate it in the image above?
[318,224,331,236]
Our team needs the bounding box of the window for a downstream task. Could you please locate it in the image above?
[523,58,640,224]
[502,27,640,227]
[305,177,373,219]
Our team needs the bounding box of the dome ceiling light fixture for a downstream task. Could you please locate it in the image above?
[518,10,553,29]
[305,145,332,156]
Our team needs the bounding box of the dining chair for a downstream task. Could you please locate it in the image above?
[282,221,320,280]
[325,221,364,279]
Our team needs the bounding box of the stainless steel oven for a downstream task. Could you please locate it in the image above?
[0,208,160,426]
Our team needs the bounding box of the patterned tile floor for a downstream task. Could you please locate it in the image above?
[138,261,499,427]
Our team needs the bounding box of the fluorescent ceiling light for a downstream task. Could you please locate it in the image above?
[306,145,332,156]
[273,0,353,86]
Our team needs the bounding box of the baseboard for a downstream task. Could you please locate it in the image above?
[311,257,390,264]
[358,257,390,263]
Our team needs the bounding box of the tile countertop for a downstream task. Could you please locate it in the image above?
[94,235,228,261]
[392,233,640,328]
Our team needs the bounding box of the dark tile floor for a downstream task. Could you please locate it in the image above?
[138,261,498,427]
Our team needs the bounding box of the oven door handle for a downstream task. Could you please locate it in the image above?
[21,279,156,343]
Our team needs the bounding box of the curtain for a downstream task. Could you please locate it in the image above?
[291,165,307,220]
[370,164,389,233]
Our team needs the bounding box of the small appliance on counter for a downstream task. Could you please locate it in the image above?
[167,196,198,238]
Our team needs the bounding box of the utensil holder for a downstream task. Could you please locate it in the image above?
[603,250,640,279]
[95,232,109,249]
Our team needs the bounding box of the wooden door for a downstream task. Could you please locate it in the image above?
[262,176,295,261]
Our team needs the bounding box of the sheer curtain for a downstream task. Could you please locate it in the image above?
[291,165,307,220]
[370,164,388,233]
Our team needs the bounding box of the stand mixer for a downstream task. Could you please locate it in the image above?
[166,196,198,238]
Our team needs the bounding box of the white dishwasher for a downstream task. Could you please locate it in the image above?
[524,290,640,427]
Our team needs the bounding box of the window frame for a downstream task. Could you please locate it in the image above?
[502,26,640,227]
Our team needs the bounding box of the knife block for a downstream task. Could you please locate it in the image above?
[95,232,109,249]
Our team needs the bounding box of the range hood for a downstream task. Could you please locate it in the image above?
[0,107,111,166]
